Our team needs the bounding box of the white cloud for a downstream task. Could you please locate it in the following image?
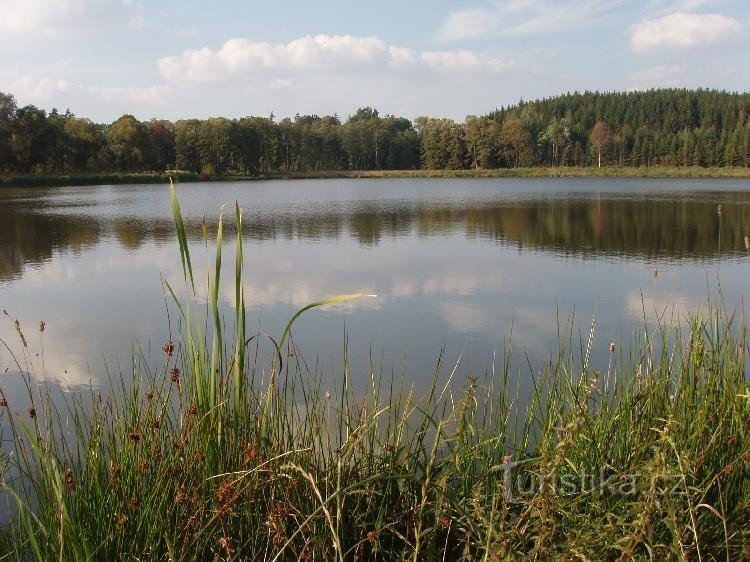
[438,8,498,41]
[0,0,139,37]
[629,12,742,53]
[628,64,685,89]
[9,76,75,99]
[422,50,510,73]
[10,75,169,107]
[437,0,621,40]
[159,35,397,82]
[159,35,510,83]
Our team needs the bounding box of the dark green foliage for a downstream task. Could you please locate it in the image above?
[1,88,750,176]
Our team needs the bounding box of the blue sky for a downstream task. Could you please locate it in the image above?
[1,0,748,122]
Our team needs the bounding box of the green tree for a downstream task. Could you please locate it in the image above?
[416,117,466,169]
[500,119,532,168]
[108,115,147,172]
[64,116,106,172]
[0,92,18,172]
[174,120,202,173]
[10,105,55,173]
[145,120,175,172]
[465,116,499,169]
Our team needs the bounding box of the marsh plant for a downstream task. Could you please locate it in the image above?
[1,182,749,561]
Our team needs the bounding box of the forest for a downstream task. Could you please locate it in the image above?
[1,88,750,176]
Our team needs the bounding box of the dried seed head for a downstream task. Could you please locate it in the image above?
[243,442,258,465]
[325,390,331,400]
[0,398,7,408]
[39,321,45,333]
[218,536,234,555]
[139,461,150,475]
[162,342,174,357]
[151,418,160,429]
[27,407,36,419]
[188,404,198,416]
[367,531,378,543]
[128,432,141,444]
[717,204,723,216]
[438,514,451,529]
[64,468,76,491]
[145,392,154,401]
[174,485,185,504]
[217,480,238,508]
[609,342,615,353]
[128,498,141,511]
[15,319,27,348]
[170,366,181,383]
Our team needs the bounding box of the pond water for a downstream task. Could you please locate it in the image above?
[0,178,748,403]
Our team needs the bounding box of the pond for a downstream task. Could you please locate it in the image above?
[1,177,748,404]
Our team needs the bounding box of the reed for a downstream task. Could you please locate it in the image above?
[0,183,748,561]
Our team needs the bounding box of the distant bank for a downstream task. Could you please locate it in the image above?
[3,166,750,188]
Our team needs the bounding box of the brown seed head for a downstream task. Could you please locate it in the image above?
[188,404,198,416]
[170,366,181,383]
[151,417,160,429]
[128,432,141,444]
[243,442,258,465]
[218,536,234,555]
[110,464,121,480]
[367,531,378,543]
[0,398,7,408]
[39,321,45,333]
[15,320,27,348]
[145,392,153,401]
[64,468,76,491]
[162,342,174,357]
[217,480,237,507]
[27,407,36,419]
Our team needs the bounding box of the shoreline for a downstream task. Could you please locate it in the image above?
[2,166,750,188]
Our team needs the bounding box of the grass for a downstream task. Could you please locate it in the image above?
[0,171,200,188]
[0,182,749,560]
[252,166,750,180]
[3,165,750,188]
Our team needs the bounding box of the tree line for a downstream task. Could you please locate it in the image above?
[1,88,750,176]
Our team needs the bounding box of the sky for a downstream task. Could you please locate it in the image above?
[0,0,748,123]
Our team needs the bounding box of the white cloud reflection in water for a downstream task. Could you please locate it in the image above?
[0,179,748,398]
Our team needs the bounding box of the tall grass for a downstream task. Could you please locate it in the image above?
[1,183,749,560]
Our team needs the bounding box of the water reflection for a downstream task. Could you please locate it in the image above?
[0,179,748,396]
[2,184,749,282]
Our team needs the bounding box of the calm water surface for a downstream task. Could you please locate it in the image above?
[1,178,749,403]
